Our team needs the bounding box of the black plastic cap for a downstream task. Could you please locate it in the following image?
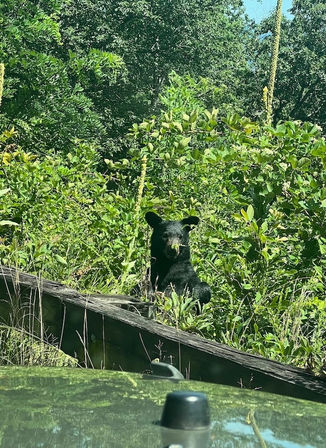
[161,391,210,430]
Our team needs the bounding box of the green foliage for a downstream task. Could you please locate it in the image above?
[154,291,215,333]
[1,0,326,373]
[127,87,326,371]
[1,0,253,155]
[0,325,78,367]
[0,134,147,292]
[159,72,243,118]
[1,59,326,372]
[249,1,326,130]
[0,0,126,153]
[1,0,326,154]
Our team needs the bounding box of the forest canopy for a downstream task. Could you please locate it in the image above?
[1,0,325,154]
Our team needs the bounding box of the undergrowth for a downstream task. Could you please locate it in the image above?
[0,325,77,367]
[1,76,325,374]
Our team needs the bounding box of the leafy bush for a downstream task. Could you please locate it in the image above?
[125,95,326,372]
[0,129,147,292]
[1,85,325,372]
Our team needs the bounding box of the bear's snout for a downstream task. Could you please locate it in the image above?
[164,237,181,259]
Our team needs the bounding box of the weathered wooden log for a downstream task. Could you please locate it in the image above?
[0,265,152,313]
[0,264,325,403]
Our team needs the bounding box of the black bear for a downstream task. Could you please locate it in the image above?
[144,211,211,307]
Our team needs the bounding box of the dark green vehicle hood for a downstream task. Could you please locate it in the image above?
[0,366,325,447]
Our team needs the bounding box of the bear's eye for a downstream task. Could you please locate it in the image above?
[162,232,168,240]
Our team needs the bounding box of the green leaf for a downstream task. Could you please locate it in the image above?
[161,122,170,129]
[318,238,326,255]
[311,143,326,157]
[249,220,259,233]
[55,254,68,265]
[297,157,310,169]
[233,213,242,221]
[260,221,268,233]
[104,159,115,168]
[259,234,267,244]
[0,220,19,226]
[247,205,254,221]
[191,149,201,160]
[189,111,198,123]
[0,189,10,197]
[178,137,191,148]
[173,122,183,132]
[240,208,249,222]
[266,182,273,193]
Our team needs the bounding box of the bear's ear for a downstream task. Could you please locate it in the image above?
[181,216,200,231]
[145,211,163,228]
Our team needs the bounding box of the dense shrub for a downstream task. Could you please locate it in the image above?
[0,130,147,291]
[1,89,325,372]
[125,95,326,371]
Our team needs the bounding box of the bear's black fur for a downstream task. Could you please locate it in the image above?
[145,211,211,306]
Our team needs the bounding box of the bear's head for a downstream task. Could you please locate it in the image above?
[145,211,199,262]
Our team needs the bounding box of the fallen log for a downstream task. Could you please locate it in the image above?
[0,265,325,403]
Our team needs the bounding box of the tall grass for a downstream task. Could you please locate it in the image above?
[0,271,78,367]
[0,325,77,367]
[219,282,326,375]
